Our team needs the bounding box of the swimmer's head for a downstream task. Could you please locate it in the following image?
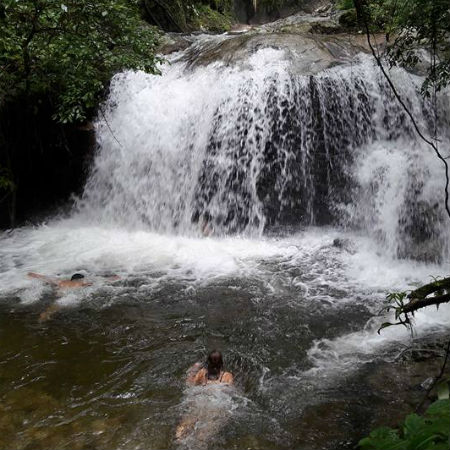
[207,350,223,376]
[71,273,85,281]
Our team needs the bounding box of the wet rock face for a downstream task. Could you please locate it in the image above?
[233,0,254,24]
[142,0,187,32]
[191,68,365,232]
[142,0,234,33]
[145,0,334,33]
[180,32,370,73]
[233,0,332,25]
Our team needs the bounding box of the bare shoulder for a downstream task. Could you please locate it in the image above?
[221,371,233,384]
[27,272,41,279]
[193,368,207,385]
[28,272,57,285]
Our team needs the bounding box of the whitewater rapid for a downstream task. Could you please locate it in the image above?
[1,37,449,389]
[1,220,449,378]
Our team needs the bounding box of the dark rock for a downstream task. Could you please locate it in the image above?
[142,0,233,33]
[333,238,356,253]
[158,34,194,55]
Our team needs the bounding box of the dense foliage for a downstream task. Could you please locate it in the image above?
[374,0,449,96]
[340,0,450,96]
[0,0,161,123]
[0,0,162,225]
[359,399,450,450]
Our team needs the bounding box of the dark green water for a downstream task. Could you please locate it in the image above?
[1,227,448,449]
[0,274,437,449]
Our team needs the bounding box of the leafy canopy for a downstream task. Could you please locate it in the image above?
[359,0,450,96]
[359,399,450,450]
[0,0,162,123]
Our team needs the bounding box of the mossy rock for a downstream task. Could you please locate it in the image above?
[279,20,341,35]
[279,23,314,34]
[142,0,188,32]
[142,0,233,33]
[188,4,232,32]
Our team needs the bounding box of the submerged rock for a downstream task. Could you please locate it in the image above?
[333,238,356,254]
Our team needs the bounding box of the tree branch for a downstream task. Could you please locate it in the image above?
[401,277,450,314]
[403,293,450,314]
[408,277,450,300]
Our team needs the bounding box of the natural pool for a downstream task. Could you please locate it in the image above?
[1,224,448,449]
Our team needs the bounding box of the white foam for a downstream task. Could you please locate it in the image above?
[0,41,449,384]
[306,302,450,378]
[0,220,296,299]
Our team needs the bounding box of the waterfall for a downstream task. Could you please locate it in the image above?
[77,44,450,262]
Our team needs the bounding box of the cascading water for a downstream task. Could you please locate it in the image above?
[1,30,450,450]
[78,41,450,261]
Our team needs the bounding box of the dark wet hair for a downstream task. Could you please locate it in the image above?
[71,273,85,281]
[206,350,223,378]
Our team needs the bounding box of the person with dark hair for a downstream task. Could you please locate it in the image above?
[28,272,92,288]
[27,272,120,321]
[176,350,234,441]
[70,273,85,281]
[186,350,233,386]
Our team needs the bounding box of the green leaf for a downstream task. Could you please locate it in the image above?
[358,427,405,450]
[426,399,450,417]
[404,413,425,438]
[360,400,450,450]
[0,0,162,124]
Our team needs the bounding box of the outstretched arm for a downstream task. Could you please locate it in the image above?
[104,275,120,282]
[27,272,58,286]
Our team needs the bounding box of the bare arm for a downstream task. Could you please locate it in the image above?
[27,272,58,286]
[107,275,121,281]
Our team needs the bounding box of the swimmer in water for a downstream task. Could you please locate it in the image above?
[27,272,119,321]
[28,272,93,289]
[187,350,233,386]
[176,350,233,441]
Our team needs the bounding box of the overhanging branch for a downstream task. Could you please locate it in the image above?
[403,277,450,315]
[403,293,450,314]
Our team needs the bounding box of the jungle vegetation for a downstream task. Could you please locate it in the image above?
[0,0,161,225]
